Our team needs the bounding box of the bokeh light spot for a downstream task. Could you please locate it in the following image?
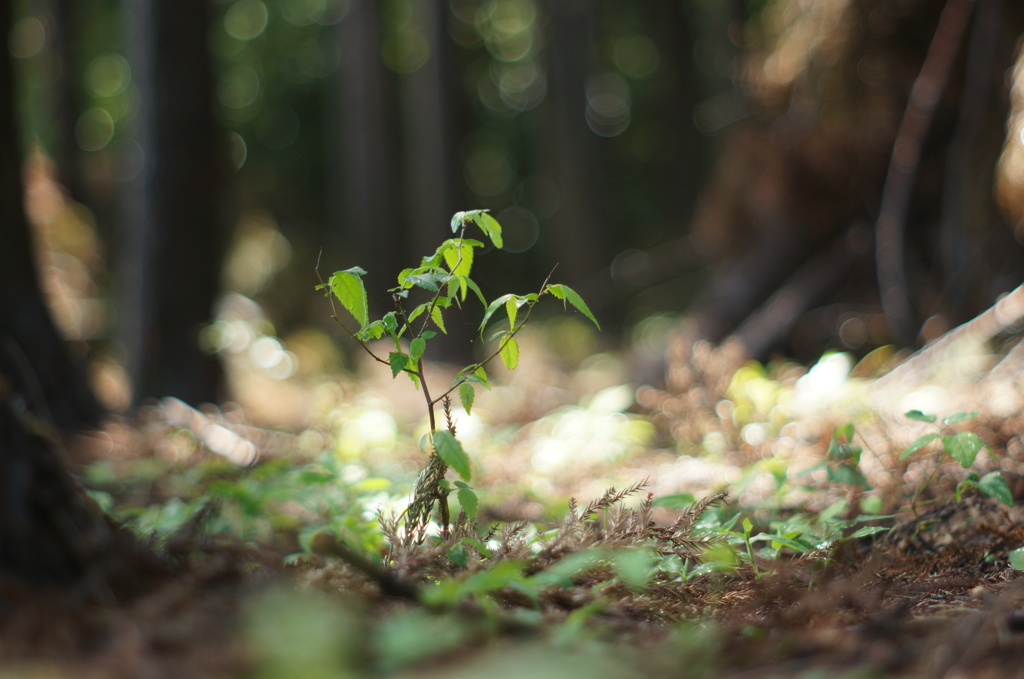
[9,17,45,59]
[86,54,132,98]
[612,33,659,78]
[225,0,269,41]
[75,108,115,151]
[585,73,631,137]
[218,65,261,109]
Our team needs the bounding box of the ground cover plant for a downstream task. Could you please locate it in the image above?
[8,237,1024,677]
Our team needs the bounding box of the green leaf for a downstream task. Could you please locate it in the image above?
[410,337,426,363]
[388,352,410,378]
[847,525,890,539]
[450,210,474,232]
[827,463,870,489]
[405,271,451,292]
[443,239,477,279]
[650,493,695,509]
[505,296,519,330]
[473,365,490,388]
[328,268,369,328]
[462,276,486,306]
[943,432,985,468]
[900,433,940,460]
[1010,546,1024,571]
[431,305,447,333]
[471,212,503,249]
[433,431,471,481]
[479,294,514,335]
[904,410,937,423]
[357,320,386,341]
[979,471,1013,507]
[545,284,600,329]
[459,382,475,415]
[834,422,855,441]
[611,549,653,591]
[499,335,520,370]
[943,411,979,426]
[753,533,812,554]
[454,481,478,518]
[407,303,428,324]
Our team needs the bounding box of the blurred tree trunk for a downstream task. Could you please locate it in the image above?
[330,0,404,317]
[542,0,608,289]
[122,0,226,405]
[51,0,84,204]
[0,0,136,588]
[0,1,101,431]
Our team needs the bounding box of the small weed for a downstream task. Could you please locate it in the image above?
[900,410,1012,507]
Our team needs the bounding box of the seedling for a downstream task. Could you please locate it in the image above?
[900,410,1012,508]
[318,210,599,537]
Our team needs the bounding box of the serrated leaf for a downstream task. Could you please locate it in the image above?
[470,211,503,249]
[357,320,385,341]
[479,294,515,335]
[546,284,600,329]
[405,271,449,291]
[407,303,428,324]
[506,296,519,330]
[433,431,471,480]
[979,471,1013,507]
[943,411,979,426]
[473,365,490,388]
[900,433,940,460]
[443,239,477,279]
[410,337,426,363]
[455,483,478,519]
[388,352,409,378]
[328,268,369,328]
[943,431,985,468]
[500,335,520,370]
[431,305,447,333]
[904,410,937,423]
[459,382,475,414]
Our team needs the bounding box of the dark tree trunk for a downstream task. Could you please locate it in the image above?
[330,0,404,317]
[51,0,85,204]
[122,0,226,405]
[0,3,152,589]
[542,0,608,288]
[0,1,101,430]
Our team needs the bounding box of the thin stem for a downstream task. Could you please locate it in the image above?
[315,252,390,367]
[393,294,436,431]
[431,268,557,407]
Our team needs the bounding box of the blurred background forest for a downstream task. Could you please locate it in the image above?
[7,0,1024,423]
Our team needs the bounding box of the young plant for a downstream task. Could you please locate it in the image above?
[318,209,599,537]
[900,410,1012,507]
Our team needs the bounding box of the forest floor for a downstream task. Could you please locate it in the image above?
[6,326,1024,679]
